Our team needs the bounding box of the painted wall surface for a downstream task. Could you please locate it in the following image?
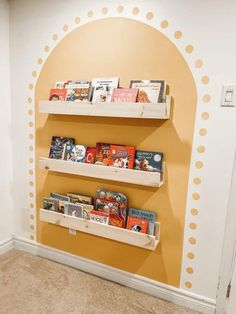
[10,0,236,301]
[0,0,14,243]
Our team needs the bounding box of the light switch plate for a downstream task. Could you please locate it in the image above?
[221,85,236,107]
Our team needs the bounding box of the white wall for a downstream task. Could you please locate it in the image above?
[9,0,236,302]
[0,0,14,243]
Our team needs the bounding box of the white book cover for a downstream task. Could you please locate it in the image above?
[91,77,119,103]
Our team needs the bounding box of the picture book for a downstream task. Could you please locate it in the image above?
[90,210,109,225]
[49,136,75,160]
[64,202,83,218]
[130,80,166,103]
[65,81,90,102]
[126,216,148,234]
[128,208,156,235]
[85,147,96,164]
[62,144,87,163]
[81,204,94,220]
[109,214,125,228]
[111,88,138,102]
[43,197,59,212]
[91,77,119,103]
[96,189,128,222]
[49,88,67,101]
[95,143,110,166]
[95,198,120,216]
[50,193,70,214]
[67,192,93,205]
[55,81,67,89]
[134,150,163,173]
[109,145,135,169]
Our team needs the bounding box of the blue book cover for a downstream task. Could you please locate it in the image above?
[49,136,74,159]
[128,208,157,235]
[134,150,163,173]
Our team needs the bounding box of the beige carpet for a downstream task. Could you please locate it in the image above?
[0,250,200,314]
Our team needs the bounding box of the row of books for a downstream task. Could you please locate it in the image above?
[49,78,167,104]
[49,136,164,172]
[43,189,157,235]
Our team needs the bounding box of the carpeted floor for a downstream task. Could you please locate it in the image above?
[0,250,200,314]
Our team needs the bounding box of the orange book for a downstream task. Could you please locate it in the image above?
[109,145,135,169]
[49,88,67,101]
[126,216,148,234]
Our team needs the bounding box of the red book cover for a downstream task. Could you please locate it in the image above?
[126,216,148,234]
[95,143,110,166]
[49,89,67,101]
[109,145,135,169]
[111,88,138,102]
[109,214,125,228]
[90,210,109,224]
[85,147,96,164]
[95,198,120,216]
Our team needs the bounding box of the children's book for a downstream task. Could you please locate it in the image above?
[111,88,138,102]
[130,80,166,103]
[95,198,120,216]
[134,150,163,173]
[49,136,74,160]
[90,210,109,224]
[67,192,93,205]
[109,215,124,228]
[95,143,110,166]
[65,81,90,102]
[128,208,156,235]
[50,193,70,214]
[109,145,135,169]
[43,197,59,211]
[62,144,87,163]
[85,147,96,164]
[49,89,67,101]
[64,202,83,218]
[91,77,119,103]
[81,204,94,220]
[126,216,148,234]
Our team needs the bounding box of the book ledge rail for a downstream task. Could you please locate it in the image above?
[40,209,160,251]
[39,157,164,188]
[39,96,171,119]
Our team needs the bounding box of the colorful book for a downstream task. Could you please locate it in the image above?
[109,215,125,228]
[111,88,138,102]
[65,81,90,102]
[49,88,67,101]
[126,216,148,234]
[95,143,110,166]
[91,77,119,103]
[50,193,70,214]
[128,208,156,235]
[55,81,67,89]
[67,192,93,205]
[85,147,96,164]
[49,136,74,160]
[130,80,166,103]
[90,210,109,225]
[43,197,59,212]
[134,150,163,173]
[64,202,83,218]
[81,204,94,220]
[109,145,135,169]
[95,198,120,216]
[62,144,87,163]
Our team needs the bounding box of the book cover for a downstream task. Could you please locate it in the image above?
[128,208,157,235]
[65,81,90,102]
[49,136,74,160]
[54,81,67,89]
[50,193,70,214]
[91,77,119,103]
[95,198,120,216]
[67,192,93,205]
[130,80,166,103]
[109,215,125,228]
[135,150,163,173]
[109,145,135,169]
[111,88,138,102]
[90,210,109,225]
[49,88,67,101]
[43,197,59,212]
[63,144,87,163]
[81,204,94,220]
[95,143,110,166]
[64,202,83,218]
[85,147,96,164]
[126,216,148,234]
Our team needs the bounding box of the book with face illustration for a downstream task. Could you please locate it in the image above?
[130,80,166,103]
[91,77,119,103]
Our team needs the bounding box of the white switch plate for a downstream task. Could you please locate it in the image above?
[69,228,76,235]
[221,85,236,107]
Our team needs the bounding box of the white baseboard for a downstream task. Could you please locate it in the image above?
[11,236,216,314]
[0,237,14,255]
